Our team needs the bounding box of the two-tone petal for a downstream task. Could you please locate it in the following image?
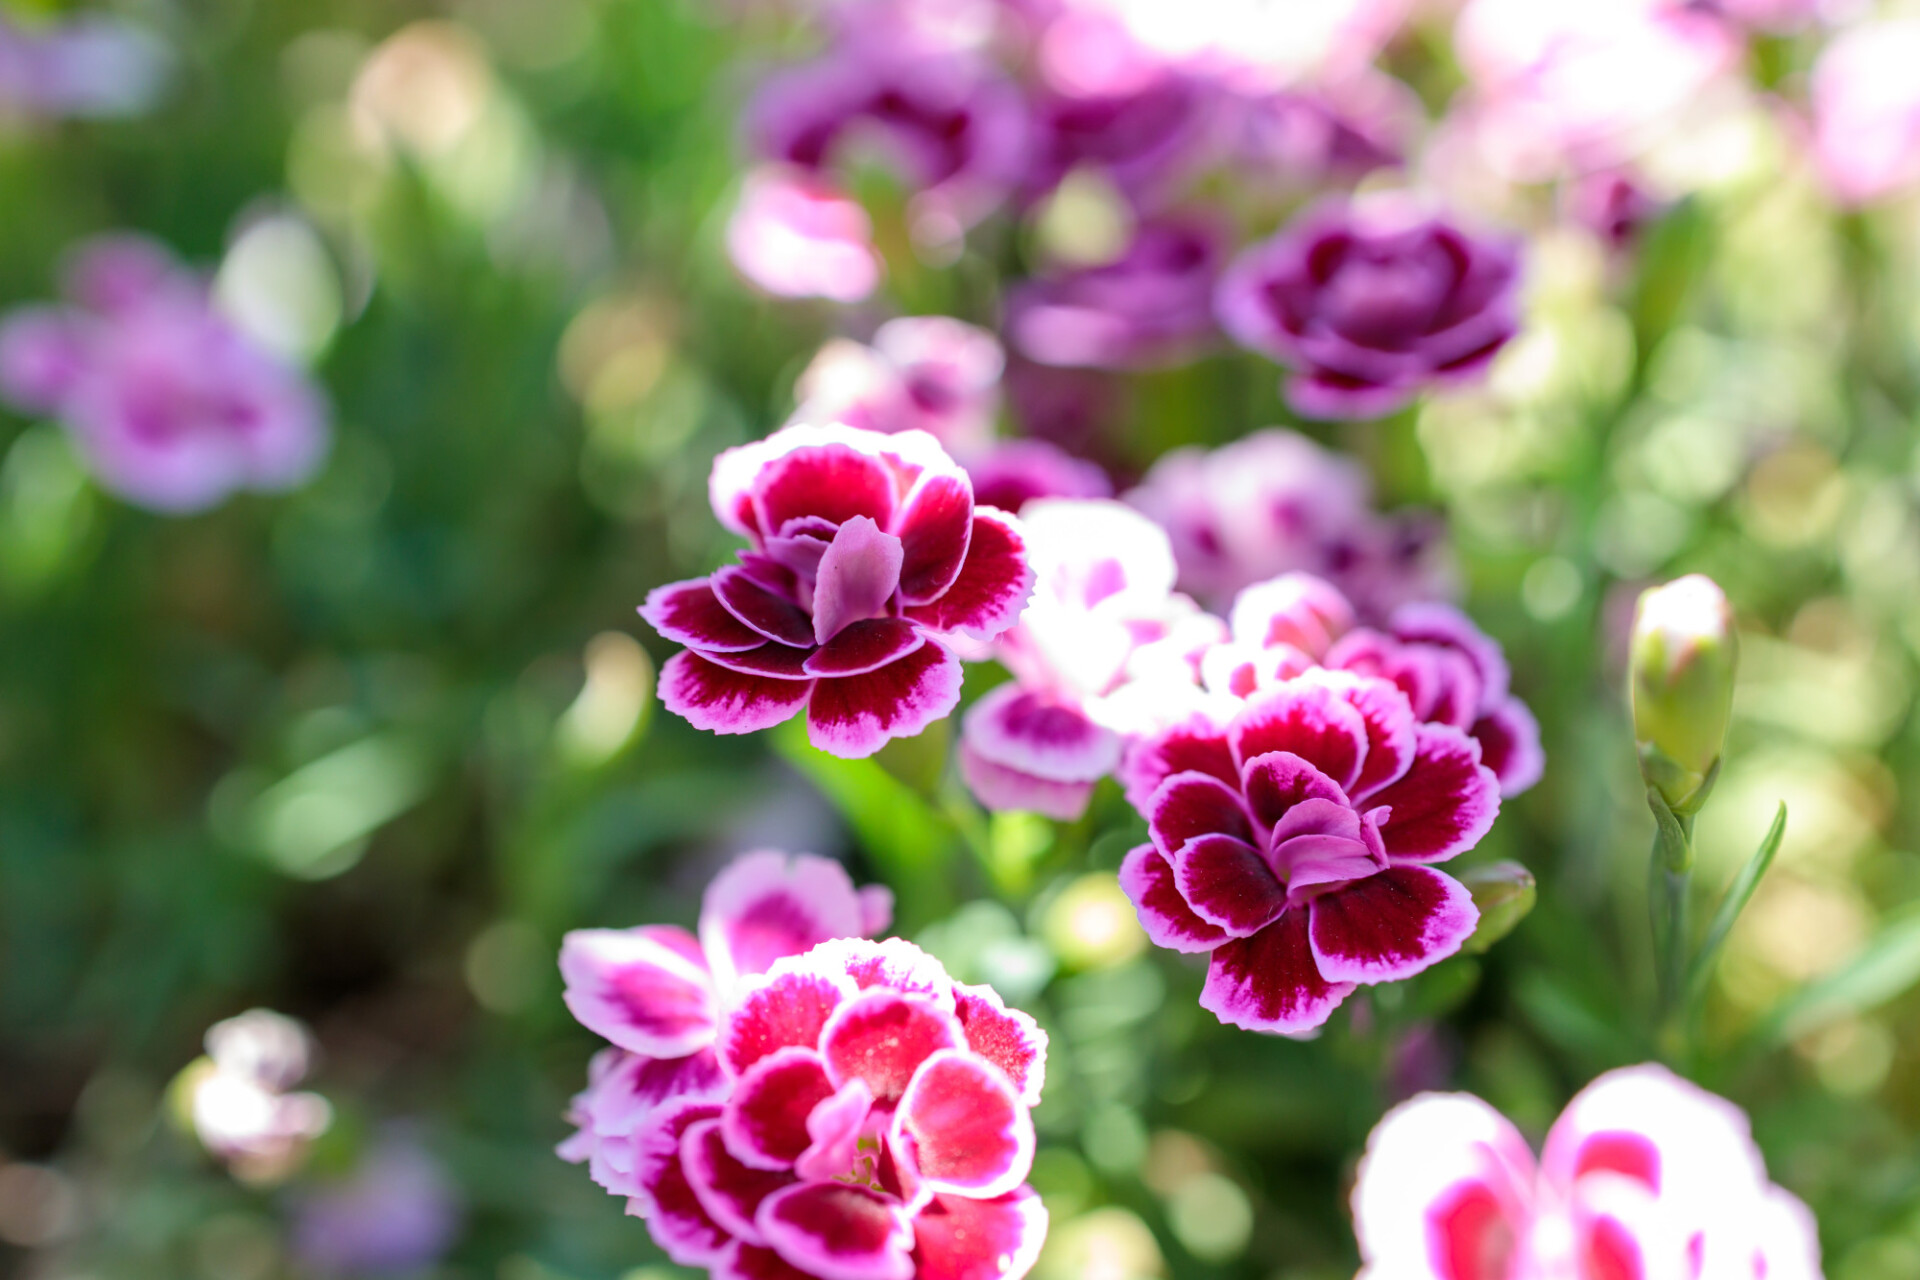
[560,926,718,1058]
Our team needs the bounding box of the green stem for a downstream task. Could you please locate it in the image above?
[1647,788,1695,1047]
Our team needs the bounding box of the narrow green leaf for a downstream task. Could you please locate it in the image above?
[1756,902,1920,1047]
[1687,802,1786,1007]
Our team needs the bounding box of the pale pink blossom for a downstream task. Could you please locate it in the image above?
[792,319,1004,451]
[1810,20,1920,208]
[728,167,884,302]
[186,1009,333,1184]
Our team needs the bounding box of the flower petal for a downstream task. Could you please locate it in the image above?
[859,886,895,936]
[1229,681,1370,792]
[1228,572,1355,656]
[1391,602,1511,706]
[569,1048,727,1141]
[659,651,814,736]
[757,1182,915,1280]
[912,1190,1049,1280]
[896,472,976,606]
[821,990,965,1104]
[957,740,1098,821]
[903,508,1034,643]
[1118,843,1229,954]
[1307,865,1478,984]
[811,937,958,1012]
[795,1078,874,1181]
[1148,770,1254,860]
[1368,725,1500,864]
[1241,751,1349,831]
[700,850,871,991]
[717,1243,816,1280]
[684,1117,796,1243]
[1120,717,1237,812]
[641,578,769,652]
[807,638,963,759]
[813,516,906,644]
[952,983,1048,1108]
[560,926,718,1058]
[1473,698,1544,798]
[721,963,859,1078]
[1199,910,1354,1035]
[724,1047,837,1170]
[701,643,819,679]
[805,619,927,677]
[1318,673,1417,804]
[962,683,1122,784]
[631,1099,731,1266]
[893,1049,1035,1199]
[715,566,819,648]
[755,441,900,535]
[1171,832,1289,936]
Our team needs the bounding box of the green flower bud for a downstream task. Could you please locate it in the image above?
[1630,574,1737,813]
[1458,861,1536,955]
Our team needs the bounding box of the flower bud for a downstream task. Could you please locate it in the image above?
[1630,575,1737,812]
[1458,861,1536,955]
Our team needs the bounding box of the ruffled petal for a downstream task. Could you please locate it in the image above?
[641,578,769,652]
[903,508,1034,643]
[1118,843,1229,954]
[755,441,900,536]
[912,1190,1049,1280]
[756,1182,916,1280]
[560,926,718,1058]
[715,566,819,648]
[893,1050,1035,1199]
[1199,910,1354,1035]
[962,684,1121,784]
[724,1047,838,1170]
[957,740,1098,822]
[1228,572,1355,657]
[1317,673,1418,804]
[1390,602,1511,707]
[811,937,958,1012]
[684,1117,796,1243]
[1367,725,1500,864]
[1473,698,1544,798]
[721,963,859,1078]
[1148,770,1254,860]
[807,639,963,758]
[631,1099,731,1266]
[570,1048,727,1140]
[822,991,965,1104]
[1307,865,1478,984]
[805,619,926,678]
[1120,717,1237,811]
[1241,751,1349,831]
[795,1079,874,1181]
[659,651,814,736]
[896,472,976,606]
[700,850,872,991]
[1229,680,1371,792]
[1172,833,1289,936]
[952,983,1048,1108]
[813,516,906,645]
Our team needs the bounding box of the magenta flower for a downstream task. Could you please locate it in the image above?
[963,439,1113,515]
[1204,574,1543,797]
[728,166,884,303]
[1005,219,1224,371]
[0,235,329,514]
[1232,79,1410,191]
[1353,1065,1823,1280]
[1117,671,1499,1034]
[793,319,1005,452]
[559,853,1048,1280]
[642,424,1032,757]
[1810,21,1920,208]
[1216,201,1522,420]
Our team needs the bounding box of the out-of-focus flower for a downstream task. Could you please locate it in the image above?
[1809,20,1920,208]
[0,235,330,514]
[642,424,1032,757]
[964,439,1112,514]
[1630,574,1737,811]
[959,499,1221,820]
[1702,0,1836,33]
[727,166,884,303]
[1216,201,1522,420]
[1006,219,1223,370]
[1117,672,1499,1034]
[0,10,170,119]
[291,1128,464,1275]
[560,852,1048,1280]
[1076,0,1411,93]
[181,1009,332,1185]
[1232,78,1410,191]
[793,319,1004,451]
[1124,428,1453,613]
[1561,169,1661,251]
[1353,1065,1823,1280]
[1454,0,1738,181]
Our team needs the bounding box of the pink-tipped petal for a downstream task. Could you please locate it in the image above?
[755,442,900,537]
[1118,843,1230,954]
[701,850,871,991]
[896,472,976,606]
[1368,725,1500,864]
[813,516,906,645]
[573,1049,727,1140]
[642,578,770,653]
[757,1182,916,1280]
[812,937,958,1011]
[806,638,963,758]
[1172,833,1290,937]
[805,619,927,677]
[659,651,814,736]
[1199,910,1355,1035]
[821,991,965,1104]
[560,926,719,1058]
[631,1099,731,1266]
[721,964,859,1078]
[1229,681,1371,792]
[957,740,1098,821]
[724,1047,838,1170]
[1241,751,1350,831]
[962,684,1122,784]
[684,1118,796,1242]
[1121,718,1238,811]
[951,984,1047,1108]
[903,508,1034,643]
[1148,770,1254,861]
[893,1050,1035,1199]
[715,566,819,649]
[1473,698,1544,798]
[795,1078,874,1181]
[913,1190,1049,1280]
[1307,865,1478,984]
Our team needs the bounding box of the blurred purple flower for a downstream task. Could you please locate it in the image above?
[727,166,884,302]
[793,317,1004,451]
[0,235,330,514]
[1232,74,1413,190]
[1562,169,1660,250]
[963,439,1112,514]
[1811,20,1920,207]
[1216,201,1521,420]
[1006,219,1223,370]
[0,11,170,119]
[291,1129,463,1276]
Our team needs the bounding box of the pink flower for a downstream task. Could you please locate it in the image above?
[0,11,170,119]
[963,439,1113,514]
[1204,574,1543,797]
[1353,1064,1824,1280]
[958,499,1222,820]
[1005,219,1224,371]
[728,167,884,303]
[793,319,1005,452]
[642,424,1033,757]
[1117,670,1499,1034]
[1810,21,1920,208]
[0,234,329,514]
[559,853,1049,1280]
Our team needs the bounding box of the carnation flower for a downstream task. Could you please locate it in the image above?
[1117,671,1499,1034]
[1216,201,1522,420]
[642,424,1033,758]
[792,319,1005,452]
[727,166,885,303]
[1353,1064,1823,1280]
[0,235,330,514]
[1005,219,1224,371]
[559,852,1048,1280]
[958,499,1223,820]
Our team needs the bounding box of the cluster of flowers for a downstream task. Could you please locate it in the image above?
[559,851,1049,1280]
[0,234,330,513]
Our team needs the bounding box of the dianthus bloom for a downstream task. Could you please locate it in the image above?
[1118,671,1499,1033]
[1809,20,1920,208]
[959,499,1222,820]
[0,234,329,513]
[642,424,1032,757]
[1203,574,1543,797]
[1216,201,1521,420]
[727,166,884,303]
[1353,1064,1823,1280]
[1005,219,1224,371]
[792,319,1004,453]
[560,851,1048,1280]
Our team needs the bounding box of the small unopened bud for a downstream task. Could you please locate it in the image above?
[1458,862,1536,955]
[1630,575,1737,812]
